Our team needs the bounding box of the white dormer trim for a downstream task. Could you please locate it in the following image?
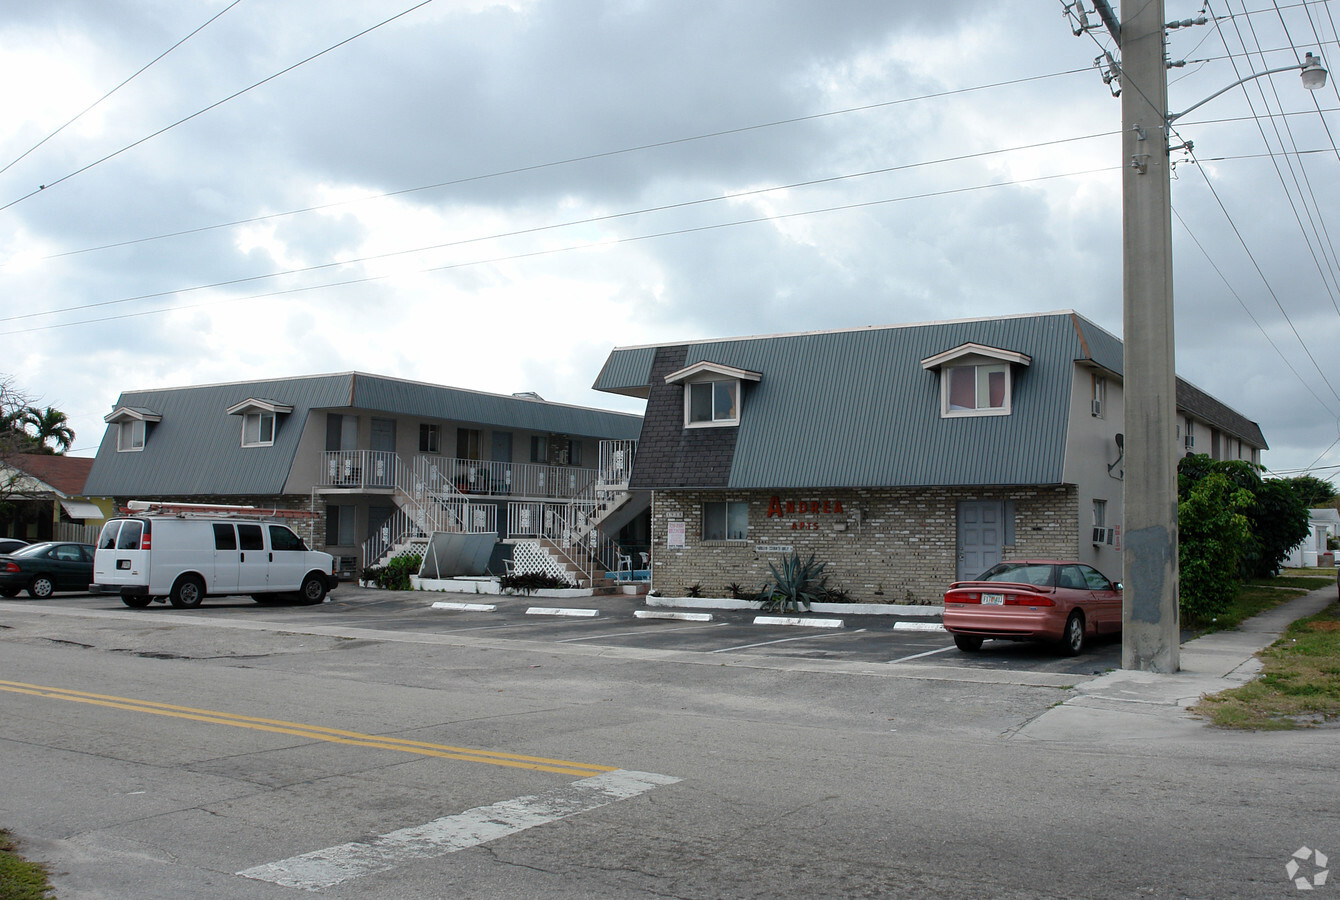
[919,343,1032,371]
[224,397,295,416]
[666,361,760,429]
[105,406,162,453]
[663,361,763,385]
[921,344,1030,419]
[103,406,163,425]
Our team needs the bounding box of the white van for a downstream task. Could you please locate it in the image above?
[93,504,337,609]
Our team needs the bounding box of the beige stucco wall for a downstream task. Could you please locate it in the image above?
[649,485,1079,603]
[1060,363,1125,573]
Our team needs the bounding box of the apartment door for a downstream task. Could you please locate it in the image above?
[369,418,397,487]
[957,500,1004,582]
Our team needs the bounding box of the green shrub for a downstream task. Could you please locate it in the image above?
[1179,472,1252,623]
[362,553,422,591]
[499,571,573,594]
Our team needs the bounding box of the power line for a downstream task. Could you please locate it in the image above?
[0,0,244,177]
[0,0,440,214]
[0,165,1118,336]
[8,67,1097,266]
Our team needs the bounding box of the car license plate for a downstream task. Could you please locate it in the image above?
[982,593,1005,605]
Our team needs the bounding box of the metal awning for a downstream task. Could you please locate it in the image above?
[60,500,104,520]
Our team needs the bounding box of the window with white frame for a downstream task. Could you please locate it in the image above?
[1092,499,1106,527]
[687,380,739,426]
[117,419,146,452]
[944,363,1010,415]
[703,501,748,541]
[242,411,276,447]
[1091,374,1106,418]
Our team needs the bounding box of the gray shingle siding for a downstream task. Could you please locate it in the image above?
[628,347,738,489]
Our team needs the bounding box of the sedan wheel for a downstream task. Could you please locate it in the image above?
[953,633,984,652]
[1061,611,1086,656]
[28,576,55,599]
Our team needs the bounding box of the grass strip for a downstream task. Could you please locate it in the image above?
[1190,584,1308,633]
[0,829,56,900]
[1193,601,1340,730]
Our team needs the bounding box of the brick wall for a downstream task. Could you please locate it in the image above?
[650,485,1078,603]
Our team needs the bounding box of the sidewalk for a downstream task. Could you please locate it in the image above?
[1013,586,1336,742]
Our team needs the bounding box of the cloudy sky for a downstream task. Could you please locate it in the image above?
[2,1,1338,480]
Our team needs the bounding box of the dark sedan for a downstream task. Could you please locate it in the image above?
[0,542,95,598]
[0,538,29,554]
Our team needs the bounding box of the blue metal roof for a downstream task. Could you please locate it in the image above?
[85,372,642,497]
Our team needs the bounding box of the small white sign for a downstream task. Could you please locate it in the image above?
[756,544,794,553]
[667,520,686,548]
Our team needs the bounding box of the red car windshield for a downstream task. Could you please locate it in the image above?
[977,563,1055,587]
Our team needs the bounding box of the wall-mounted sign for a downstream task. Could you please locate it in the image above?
[667,520,686,548]
[766,496,845,518]
[756,545,794,554]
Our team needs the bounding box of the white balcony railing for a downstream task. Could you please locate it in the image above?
[319,450,594,500]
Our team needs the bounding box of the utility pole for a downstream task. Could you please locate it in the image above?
[1119,0,1180,672]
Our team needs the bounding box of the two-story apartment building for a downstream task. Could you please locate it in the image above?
[84,372,647,579]
[592,310,1267,602]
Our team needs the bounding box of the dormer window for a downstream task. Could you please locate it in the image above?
[921,342,1031,418]
[689,381,738,424]
[226,398,294,448]
[664,360,762,429]
[104,406,162,453]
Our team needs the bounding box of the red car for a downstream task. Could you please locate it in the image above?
[942,560,1122,655]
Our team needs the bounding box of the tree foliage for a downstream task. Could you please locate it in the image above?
[1282,474,1338,509]
[1178,472,1253,623]
[1177,455,1312,602]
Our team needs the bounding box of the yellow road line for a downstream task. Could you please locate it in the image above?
[0,679,615,777]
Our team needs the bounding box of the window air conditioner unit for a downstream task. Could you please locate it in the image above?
[1090,399,1102,417]
[1091,526,1114,546]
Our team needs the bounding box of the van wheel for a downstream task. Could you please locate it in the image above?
[298,574,327,605]
[169,575,205,608]
[121,595,152,609]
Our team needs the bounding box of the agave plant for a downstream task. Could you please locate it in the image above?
[759,552,828,613]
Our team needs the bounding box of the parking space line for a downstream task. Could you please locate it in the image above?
[0,680,613,777]
[709,629,865,654]
[556,622,725,643]
[887,645,958,663]
[237,769,683,890]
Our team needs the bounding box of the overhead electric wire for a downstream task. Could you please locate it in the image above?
[0,165,1119,336]
[0,0,440,214]
[10,66,1097,266]
[0,0,244,177]
[1174,206,1340,417]
[1185,143,1340,408]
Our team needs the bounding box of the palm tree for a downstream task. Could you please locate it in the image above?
[21,406,75,455]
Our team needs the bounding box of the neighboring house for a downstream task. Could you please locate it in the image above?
[0,454,110,543]
[84,373,647,580]
[592,309,1268,602]
[1286,508,1340,568]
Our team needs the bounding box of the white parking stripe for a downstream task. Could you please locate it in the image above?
[709,629,865,653]
[237,769,682,890]
[888,645,959,663]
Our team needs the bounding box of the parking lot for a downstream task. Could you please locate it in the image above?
[6,585,1123,679]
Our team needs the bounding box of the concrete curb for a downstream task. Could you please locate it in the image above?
[634,610,714,622]
[646,596,943,617]
[526,607,599,617]
[754,615,844,628]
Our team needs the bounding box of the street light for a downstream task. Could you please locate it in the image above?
[1118,0,1328,673]
[1169,52,1329,123]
